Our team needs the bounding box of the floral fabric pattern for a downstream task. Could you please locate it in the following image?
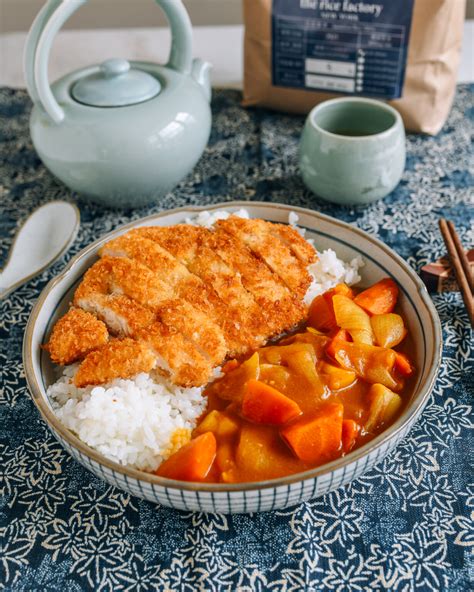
[0,86,473,591]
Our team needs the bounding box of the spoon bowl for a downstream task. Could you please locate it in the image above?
[0,201,80,299]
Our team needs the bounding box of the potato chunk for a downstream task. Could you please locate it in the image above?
[365,384,402,433]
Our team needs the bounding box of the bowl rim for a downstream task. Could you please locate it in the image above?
[23,201,442,493]
[307,96,404,142]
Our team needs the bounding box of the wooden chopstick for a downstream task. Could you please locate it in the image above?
[447,220,474,294]
[439,219,474,328]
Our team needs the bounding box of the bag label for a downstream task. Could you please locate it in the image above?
[272,0,415,99]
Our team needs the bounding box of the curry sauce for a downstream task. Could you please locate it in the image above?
[156,279,415,483]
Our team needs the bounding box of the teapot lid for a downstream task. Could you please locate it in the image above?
[71,59,161,107]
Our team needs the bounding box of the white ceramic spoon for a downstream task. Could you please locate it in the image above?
[0,201,80,300]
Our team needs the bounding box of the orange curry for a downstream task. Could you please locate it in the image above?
[156,278,415,483]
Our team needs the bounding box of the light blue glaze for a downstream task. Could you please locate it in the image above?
[72,59,162,107]
[23,0,63,106]
[24,0,212,208]
[299,98,406,205]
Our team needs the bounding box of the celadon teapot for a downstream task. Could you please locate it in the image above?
[24,0,212,208]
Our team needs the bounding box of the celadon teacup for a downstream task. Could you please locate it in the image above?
[299,97,406,205]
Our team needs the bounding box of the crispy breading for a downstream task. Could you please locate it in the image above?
[45,308,108,365]
[73,259,157,335]
[102,232,217,314]
[101,233,234,351]
[73,254,226,361]
[131,225,202,264]
[74,338,155,388]
[136,322,213,386]
[99,250,226,350]
[156,299,227,365]
[217,217,312,297]
[271,224,317,266]
[75,293,156,336]
[100,233,193,287]
[131,226,268,354]
[48,217,315,388]
[74,256,173,309]
[207,228,307,332]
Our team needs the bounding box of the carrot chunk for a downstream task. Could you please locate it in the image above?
[156,432,216,482]
[308,284,355,332]
[394,352,414,376]
[222,359,240,373]
[329,328,351,341]
[242,379,302,425]
[308,294,336,332]
[354,279,399,315]
[280,403,343,463]
[326,336,345,361]
[342,419,360,452]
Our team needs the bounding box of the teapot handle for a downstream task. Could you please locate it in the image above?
[160,0,193,74]
[24,0,194,125]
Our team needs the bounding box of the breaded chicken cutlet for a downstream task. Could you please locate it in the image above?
[45,216,317,388]
[45,308,109,365]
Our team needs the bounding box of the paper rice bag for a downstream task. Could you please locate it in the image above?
[243,0,466,134]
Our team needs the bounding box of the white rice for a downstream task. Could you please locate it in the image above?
[305,249,363,304]
[47,209,363,471]
[48,365,206,472]
[184,207,250,227]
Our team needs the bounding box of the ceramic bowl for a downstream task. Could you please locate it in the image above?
[23,202,441,513]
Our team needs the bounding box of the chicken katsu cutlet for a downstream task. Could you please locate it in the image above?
[216,217,312,298]
[45,308,109,365]
[45,215,317,388]
[101,230,267,355]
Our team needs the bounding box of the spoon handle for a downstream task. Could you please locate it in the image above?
[0,267,35,300]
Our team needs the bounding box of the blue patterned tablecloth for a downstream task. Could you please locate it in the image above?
[1,86,473,591]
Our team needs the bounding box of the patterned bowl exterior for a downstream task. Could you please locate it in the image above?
[23,202,442,513]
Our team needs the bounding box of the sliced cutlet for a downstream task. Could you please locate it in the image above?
[217,217,312,298]
[74,255,226,365]
[102,253,227,364]
[271,224,317,266]
[45,308,109,365]
[100,233,200,291]
[131,226,268,354]
[155,299,226,366]
[75,293,156,336]
[136,321,213,387]
[73,259,156,336]
[72,294,217,385]
[74,256,173,309]
[100,233,224,333]
[206,228,307,333]
[74,338,156,388]
[97,255,174,307]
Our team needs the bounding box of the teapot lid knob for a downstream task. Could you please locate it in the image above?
[101,58,130,78]
[71,59,161,108]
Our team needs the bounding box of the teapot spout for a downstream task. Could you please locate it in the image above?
[191,58,212,102]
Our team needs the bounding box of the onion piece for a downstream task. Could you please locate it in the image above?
[371,313,407,348]
[333,294,374,345]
